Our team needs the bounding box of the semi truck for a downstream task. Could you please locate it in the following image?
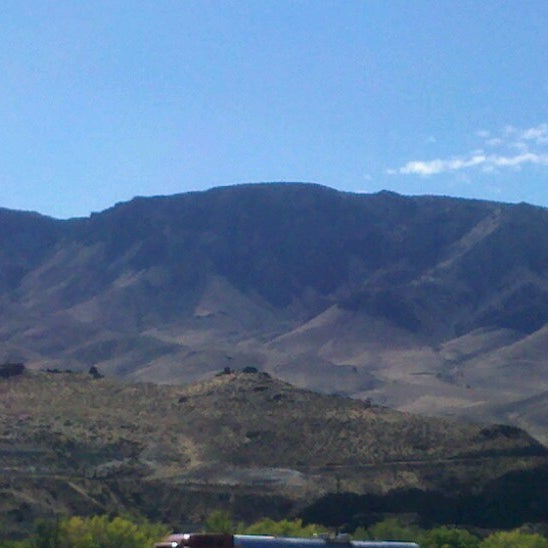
[154,533,419,548]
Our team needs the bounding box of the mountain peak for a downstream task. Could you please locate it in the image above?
[0,184,547,443]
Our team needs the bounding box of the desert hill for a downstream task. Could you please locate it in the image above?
[2,369,548,536]
[1,183,548,438]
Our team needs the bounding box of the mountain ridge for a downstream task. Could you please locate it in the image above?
[1,182,548,439]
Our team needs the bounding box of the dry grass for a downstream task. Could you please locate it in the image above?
[1,368,548,537]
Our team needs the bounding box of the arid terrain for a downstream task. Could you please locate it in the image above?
[0,184,548,440]
[2,367,548,537]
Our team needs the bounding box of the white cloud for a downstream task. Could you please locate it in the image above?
[391,124,548,177]
[399,154,486,175]
[519,124,548,141]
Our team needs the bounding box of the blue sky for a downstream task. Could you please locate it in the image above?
[1,1,548,218]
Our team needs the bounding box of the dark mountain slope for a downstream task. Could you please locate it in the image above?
[0,183,548,437]
[0,208,62,293]
[28,184,504,313]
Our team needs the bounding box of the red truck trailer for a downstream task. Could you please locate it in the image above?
[154,533,419,548]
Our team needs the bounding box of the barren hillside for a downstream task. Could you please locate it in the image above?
[1,184,548,438]
[2,368,548,536]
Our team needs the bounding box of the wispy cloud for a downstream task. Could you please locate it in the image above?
[390,124,548,176]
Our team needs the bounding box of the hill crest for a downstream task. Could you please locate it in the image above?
[2,368,548,536]
[0,183,547,441]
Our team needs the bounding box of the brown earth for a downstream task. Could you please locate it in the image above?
[1,183,548,442]
[1,368,548,537]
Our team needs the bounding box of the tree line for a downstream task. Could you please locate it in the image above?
[2,512,548,547]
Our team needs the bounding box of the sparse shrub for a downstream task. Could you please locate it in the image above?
[0,363,25,379]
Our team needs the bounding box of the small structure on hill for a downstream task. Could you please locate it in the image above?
[88,366,104,379]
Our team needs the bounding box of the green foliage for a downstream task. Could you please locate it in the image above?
[367,518,422,542]
[420,525,480,547]
[6,511,548,548]
[29,519,62,548]
[204,510,234,534]
[350,526,370,540]
[479,529,548,547]
[13,515,168,548]
[241,518,324,537]
[202,511,325,537]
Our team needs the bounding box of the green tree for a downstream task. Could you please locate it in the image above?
[479,529,548,547]
[204,511,234,534]
[350,526,370,540]
[242,518,323,537]
[22,515,168,548]
[32,519,62,548]
[420,525,480,548]
[368,518,422,542]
